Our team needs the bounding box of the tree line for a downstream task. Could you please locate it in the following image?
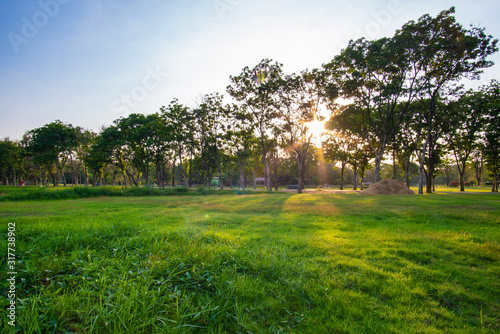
[1,8,499,193]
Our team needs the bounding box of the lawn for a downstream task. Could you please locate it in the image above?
[0,191,499,333]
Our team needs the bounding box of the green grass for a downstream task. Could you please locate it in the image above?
[0,191,499,333]
[0,186,262,202]
[0,186,194,202]
[409,185,495,193]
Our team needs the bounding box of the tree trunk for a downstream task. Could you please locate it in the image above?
[340,161,345,190]
[91,171,97,187]
[352,161,358,191]
[458,163,465,192]
[70,155,76,186]
[238,154,246,190]
[360,167,366,190]
[177,151,189,188]
[418,140,428,194]
[156,162,162,188]
[188,156,192,188]
[43,166,47,186]
[493,170,498,192]
[297,159,303,194]
[393,147,397,179]
[162,164,166,189]
[83,167,88,187]
[121,168,128,188]
[144,165,150,187]
[273,164,279,191]
[172,161,176,188]
[262,153,272,191]
[216,150,223,191]
[475,159,482,186]
[252,158,259,190]
[126,168,139,187]
[49,168,57,187]
[405,155,410,188]
[57,162,67,187]
[373,153,382,183]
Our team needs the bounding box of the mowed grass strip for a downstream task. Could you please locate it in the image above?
[0,192,499,333]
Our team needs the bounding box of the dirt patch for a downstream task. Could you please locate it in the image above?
[359,179,415,196]
[279,189,359,194]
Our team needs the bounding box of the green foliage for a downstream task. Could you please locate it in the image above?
[0,186,190,202]
[195,186,216,195]
[25,120,79,168]
[1,8,498,195]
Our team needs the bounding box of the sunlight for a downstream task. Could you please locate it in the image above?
[307,117,326,147]
[308,119,325,137]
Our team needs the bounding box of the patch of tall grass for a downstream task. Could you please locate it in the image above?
[0,186,191,202]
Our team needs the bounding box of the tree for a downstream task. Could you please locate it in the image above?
[325,31,421,183]
[145,113,172,188]
[229,104,256,190]
[74,128,96,186]
[276,69,337,193]
[0,139,23,185]
[160,99,196,188]
[85,127,116,186]
[227,59,283,191]
[445,91,487,191]
[196,93,233,190]
[481,80,500,192]
[25,120,79,186]
[397,7,498,193]
[322,131,354,190]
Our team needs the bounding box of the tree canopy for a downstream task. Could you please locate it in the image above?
[1,8,499,193]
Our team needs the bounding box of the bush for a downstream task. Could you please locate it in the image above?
[196,186,216,195]
[449,181,474,188]
[0,186,191,202]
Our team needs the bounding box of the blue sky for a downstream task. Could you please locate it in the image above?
[1,0,499,140]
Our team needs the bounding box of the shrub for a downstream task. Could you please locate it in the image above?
[196,186,216,195]
[0,186,191,202]
[449,181,474,187]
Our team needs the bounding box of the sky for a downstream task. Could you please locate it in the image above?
[1,0,499,141]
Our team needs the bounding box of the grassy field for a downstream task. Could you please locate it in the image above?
[0,190,499,333]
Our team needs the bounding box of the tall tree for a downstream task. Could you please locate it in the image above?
[325,32,421,183]
[25,120,78,186]
[74,128,96,186]
[160,99,196,188]
[227,59,283,191]
[276,69,337,193]
[196,93,232,190]
[85,126,120,186]
[0,139,23,185]
[145,113,172,188]
[446,90,487,191]
[322,131,354,190]
[229,104,256,190]
[397,7,498,193]
[480,80,500,192]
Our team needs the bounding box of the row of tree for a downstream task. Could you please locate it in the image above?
[1,8,499,193]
